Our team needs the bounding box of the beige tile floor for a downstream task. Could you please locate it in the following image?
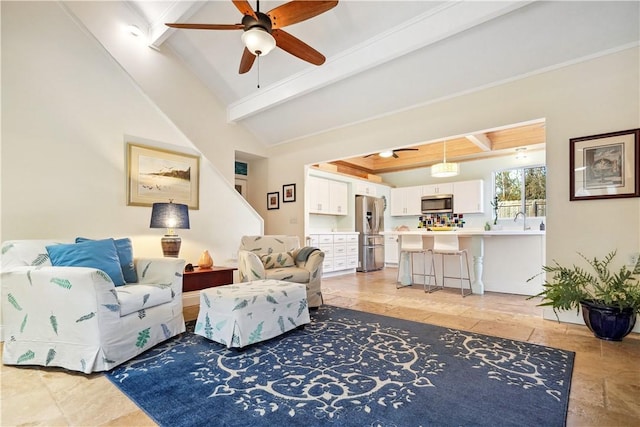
[2,268,639,426]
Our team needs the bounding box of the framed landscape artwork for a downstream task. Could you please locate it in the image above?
[127,143,200,209]
[570,128,640,201]
[267,192,279,210]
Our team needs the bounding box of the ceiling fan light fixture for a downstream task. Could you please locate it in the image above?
[242,28,276,56]
[431,140,459,178]
[379,150,394,158]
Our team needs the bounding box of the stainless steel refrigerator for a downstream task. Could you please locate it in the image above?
[355,195,385,272]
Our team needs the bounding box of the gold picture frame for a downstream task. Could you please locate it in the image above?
[127,143,200,209]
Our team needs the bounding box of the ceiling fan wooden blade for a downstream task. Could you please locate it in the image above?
[239,47,256,74]
[268,1,338,29]
[166,23,243,30]
[272,29,325,65]
[393,153,399,158]
[232,0,257,19]
[395,148,419,152]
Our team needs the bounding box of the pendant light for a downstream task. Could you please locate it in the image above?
[431,140,459,178]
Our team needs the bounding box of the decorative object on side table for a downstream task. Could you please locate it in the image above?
[569,128,640,201]
[197,250,213,268]
[490,195,500,226]
[150,201,190,257]
[528,250,640,341]
[282,183,296,202]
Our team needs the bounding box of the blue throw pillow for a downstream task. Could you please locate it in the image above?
[76,237,138,283]
[47,239,126,286]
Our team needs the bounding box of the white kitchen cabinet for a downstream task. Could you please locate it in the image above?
[453,179,484,213]
[354,182,377,196]
[422,182,454,196]
[390,186,423,216]
[308,233,358,275]
[384,233,399,264]
[329,180,348,215]
[308,177,348,215]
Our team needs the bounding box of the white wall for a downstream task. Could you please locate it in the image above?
[1,2,262,266]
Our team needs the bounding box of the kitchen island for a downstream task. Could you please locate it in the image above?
[383,229,545,295]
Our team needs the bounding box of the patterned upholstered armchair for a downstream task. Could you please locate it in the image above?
[237,235,324,308]
[1,239,185,373]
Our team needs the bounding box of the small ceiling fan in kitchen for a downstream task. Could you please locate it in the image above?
[166,0,338,74]
[364,148,420,159]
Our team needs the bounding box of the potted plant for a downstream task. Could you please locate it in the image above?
[528,250,640,341]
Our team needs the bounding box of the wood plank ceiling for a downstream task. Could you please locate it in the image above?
[317,121,545,179]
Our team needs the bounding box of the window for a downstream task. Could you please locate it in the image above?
[494,166,546,219]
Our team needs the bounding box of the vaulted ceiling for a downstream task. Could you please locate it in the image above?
[124,1,637,171]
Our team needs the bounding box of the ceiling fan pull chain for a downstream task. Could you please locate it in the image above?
[257,55,261,89]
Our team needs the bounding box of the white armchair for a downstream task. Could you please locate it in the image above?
[1,239,185,373]
[237,235,324,308]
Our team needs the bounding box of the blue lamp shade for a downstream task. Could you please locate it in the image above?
[150,202,190,257]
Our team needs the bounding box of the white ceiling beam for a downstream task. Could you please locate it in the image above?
[228,1,533,122]
[148,1,206,48]
[466,133,493,151]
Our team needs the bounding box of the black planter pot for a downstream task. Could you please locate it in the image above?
[580,300,637,341]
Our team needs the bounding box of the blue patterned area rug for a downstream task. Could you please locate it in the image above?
[106,305,574,427]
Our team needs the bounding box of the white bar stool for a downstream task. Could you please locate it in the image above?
[425,234,473,297]
[396,234,429,288]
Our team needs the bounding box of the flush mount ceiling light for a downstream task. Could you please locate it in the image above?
[379,150,394,158]
[431,140,459,178]
[515,147,528,160]
[241,27,276,56]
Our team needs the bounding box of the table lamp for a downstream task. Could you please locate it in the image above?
[150,201,190,257]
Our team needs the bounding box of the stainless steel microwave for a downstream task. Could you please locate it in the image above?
[421,194,453,214]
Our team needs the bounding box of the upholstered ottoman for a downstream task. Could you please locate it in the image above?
[194,279,310,348]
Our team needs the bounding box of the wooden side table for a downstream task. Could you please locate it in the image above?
[183,266,236,292]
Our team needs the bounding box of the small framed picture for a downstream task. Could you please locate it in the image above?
[267,192,280,210]
[282,183,296,203]
[570,128,639,201]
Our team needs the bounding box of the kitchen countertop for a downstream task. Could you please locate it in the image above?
[382,229,545,236]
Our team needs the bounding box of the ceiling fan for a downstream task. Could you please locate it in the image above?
[166,0,338,74]
[364,148,419,159]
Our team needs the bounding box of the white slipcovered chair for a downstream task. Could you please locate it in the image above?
[1,239,186,373]
[237,235,324,308]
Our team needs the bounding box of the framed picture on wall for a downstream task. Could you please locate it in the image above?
[283,183,296,203]
[127,143,200,209]
[570,128,640,201]
[267,192,279,210]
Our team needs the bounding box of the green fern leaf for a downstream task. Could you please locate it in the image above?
[281,275,294,280]
[251,295,258,304]
[7,293,22,311]
[203,292,211,308]
[17,350,35,363]
[50,278,72,289]
[138,309,146,319]
[248,321,264,344]
[233,299,249,311]
[1,243,14,254]
[277,316,285,333]
[161,323,171,339]
[175,271,182,278]
[81,359,86,371]
[215,319,227,331]
[136,328,151,348]
[142,262,151,278]
[32,253,50,266]
[20,314,28,332]
[50,314,58,335]
[94,270,111,282]
[297,299,308,317]
[27,270,33,286]
[76,312,96,322]
[142,293,150,306]
[251,268,261,279]
[103,357,116,364]
[288,316,296,326]
[266,295,278,304]
[45,348,56,366]
[205,315,213,339]
[102,304,120,312]
[281,290,289,297]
